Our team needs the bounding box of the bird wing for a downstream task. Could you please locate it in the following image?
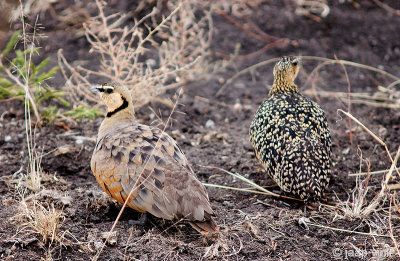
[91,123,214,222]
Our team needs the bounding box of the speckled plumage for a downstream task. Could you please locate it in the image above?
[249,57,332,200]
[90,83,218,234]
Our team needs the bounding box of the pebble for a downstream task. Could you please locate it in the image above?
[75,137,84,145]
[378,126,387,138]
[146,58,157,68]
[243,140,253,151]
[233,102,243,111]
[205,119,215,129]
[4,135,12,142]
[94,241,103,250]
[101,231,118,245]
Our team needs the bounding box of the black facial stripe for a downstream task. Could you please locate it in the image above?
[97,87,114,93]
[106,96,129,117]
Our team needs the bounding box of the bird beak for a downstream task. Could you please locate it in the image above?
[90,85,101,93]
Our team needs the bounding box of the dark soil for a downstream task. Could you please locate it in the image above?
[1,0,400,260]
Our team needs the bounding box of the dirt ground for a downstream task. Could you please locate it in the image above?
[1,0,400,260]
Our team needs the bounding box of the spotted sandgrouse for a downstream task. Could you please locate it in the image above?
[249,57,332,200]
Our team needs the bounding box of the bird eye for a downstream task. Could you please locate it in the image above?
[105,88,113,94]
[292,61,298,66]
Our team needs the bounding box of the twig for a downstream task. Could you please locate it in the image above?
[216,56,400,97]
[302,56,400,87]
[201,165,303,202]
[217,9,283,43]
[337,110,400,178]
[361,145,400,216]
[204,183,275,195]
[216,57,280,96]
[372,0,400,16]
[232,39,290,61]
[393,193,400,215]
[335,55,353,145]
[389,193,400,257]
[348,169,394,177]
[303,220,397,238]
[303,90,400,109]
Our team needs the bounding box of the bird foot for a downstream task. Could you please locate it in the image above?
[128,213,148,226]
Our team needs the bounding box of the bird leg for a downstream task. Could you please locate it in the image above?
[128,212,148,226]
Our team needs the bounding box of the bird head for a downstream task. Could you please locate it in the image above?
[270,56,301,95]
[273,56,301,84]
[90,82,134,117]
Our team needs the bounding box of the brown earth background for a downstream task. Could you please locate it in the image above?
[0,0,400,260]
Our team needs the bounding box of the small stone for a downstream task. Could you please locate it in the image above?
[4,135,12,142]
[193,98,208,114]
[243,140,253,151]
[101,231,118,245]
[378,126,387,138]
[75,139,83,145]
[234,82,245,89]
[201,131,216,143]
[205,119,215,129]
[149,113,155,120]
[54,145,74,156]
[233,102,243,111]
[94,241,103,250]
[146,58,156,68]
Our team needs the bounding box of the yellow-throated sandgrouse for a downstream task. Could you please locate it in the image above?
[249,56,332,200]
[90,83,218,234]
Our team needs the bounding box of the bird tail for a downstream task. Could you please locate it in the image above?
[281,139,331,200]
[189,216,219,235]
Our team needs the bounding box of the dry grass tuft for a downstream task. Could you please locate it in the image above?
[13,198,64,245]
[3,4,68,256]
[339,176,372,219]
[58,0,228,109]
[23,151,43,192]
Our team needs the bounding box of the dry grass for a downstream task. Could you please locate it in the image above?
[16,9,44,192]
[2,3,68,257]
[13,197,64,245]
[202,165,303,202]
[2,0,399,259]
[22,150,43,192]
[1,6,45,192]
[58,0,228,110]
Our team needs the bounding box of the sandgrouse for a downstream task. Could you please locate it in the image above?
[90,82,218,234]
[249,56,332,201]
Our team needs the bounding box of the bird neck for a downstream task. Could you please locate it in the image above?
[99,101,136,135]
[269,75,299,96]
[269,83,299,95]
